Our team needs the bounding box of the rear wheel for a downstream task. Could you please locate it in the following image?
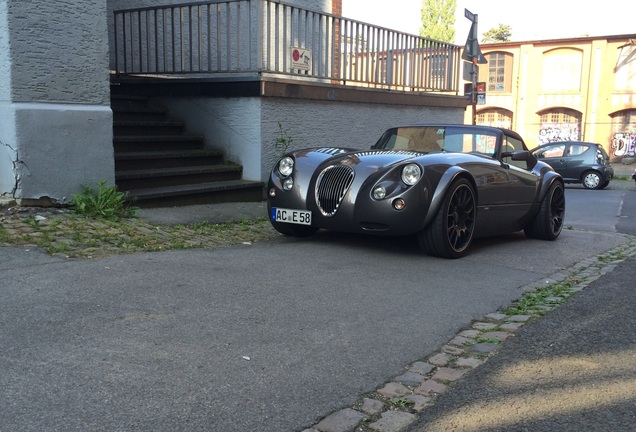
[582,170,602,189]
[270,220,319,237]
[600,180,610,189]
[417,178,476,259]
[524,181,565,240]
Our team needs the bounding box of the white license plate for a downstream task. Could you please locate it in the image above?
[272,207,312,225]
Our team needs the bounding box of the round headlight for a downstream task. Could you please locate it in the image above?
[278,157,294,177]
[283,177,294,191]
[401,163,422,186]
[372,185,387,200]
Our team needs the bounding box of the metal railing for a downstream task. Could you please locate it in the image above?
[113,0,461,93]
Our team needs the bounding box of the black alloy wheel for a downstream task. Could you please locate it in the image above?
[418,178,476,259]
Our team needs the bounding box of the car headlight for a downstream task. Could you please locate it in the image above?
[372,185,387,200]
[401,163,422,186]
[278,157,294,177]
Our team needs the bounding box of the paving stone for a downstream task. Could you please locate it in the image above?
[455,357,484,368]
[428,353,451,366]
[500,322,524,331]
[472,322,498,330]
[405,394,431,412]
[469,342,500,353]
[394,371,426,386]
[360,398,385,415]
[441,345,464,355]
[507,314,531,322]
[409,361,434,375]
[377,382,410,398]
[458,329,480,338]
[315,408,368,432]
[481,331,510,341]
[414,379,448,395]
[432,367,467,382]
[485,312,507,321]
[449,335,473,346]
[368,410,417,432]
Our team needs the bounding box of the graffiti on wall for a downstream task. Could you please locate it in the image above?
[610,132,636,158]
[538,125,580,144]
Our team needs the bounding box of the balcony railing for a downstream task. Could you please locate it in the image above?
[113,0,462,93]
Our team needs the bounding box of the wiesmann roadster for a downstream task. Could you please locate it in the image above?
[267,125,565,258]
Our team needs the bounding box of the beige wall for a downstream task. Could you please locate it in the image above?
[464,35,636,161]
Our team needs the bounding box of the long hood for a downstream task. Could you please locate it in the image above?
[295,148,421,172]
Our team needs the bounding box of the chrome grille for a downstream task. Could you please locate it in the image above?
[315,165,355,216]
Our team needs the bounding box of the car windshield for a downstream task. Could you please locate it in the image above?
[373,126,499,156]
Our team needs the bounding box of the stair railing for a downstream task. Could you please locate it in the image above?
[112,0,461,93]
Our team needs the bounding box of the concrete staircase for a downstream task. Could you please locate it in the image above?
[111,95,263,208]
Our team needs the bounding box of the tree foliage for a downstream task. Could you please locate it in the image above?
[482,24,512,43]
[419,0,456,43]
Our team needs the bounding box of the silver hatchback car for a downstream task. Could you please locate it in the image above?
[530,141,614,189]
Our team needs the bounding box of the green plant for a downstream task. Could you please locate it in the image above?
[274,122,294,156]
[389,397,414,410]
[70,181,138,221]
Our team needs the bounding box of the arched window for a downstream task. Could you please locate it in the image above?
[537,108,582,144]
[476,108,513,129]
[615,42,636,92]
[609,109,636,159]
[541,48,583,92]
[479,51,513,93]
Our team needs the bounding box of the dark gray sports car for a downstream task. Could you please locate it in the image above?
[267,125,565,258]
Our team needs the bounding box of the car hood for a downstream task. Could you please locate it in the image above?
[295,148,421,171]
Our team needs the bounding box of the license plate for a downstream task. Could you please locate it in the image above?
[272,207,312,225]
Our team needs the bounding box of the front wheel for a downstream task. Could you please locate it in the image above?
[417,178,476,259]
[582,170,602,189]
[270,220,319,237]
[524,181,565,240]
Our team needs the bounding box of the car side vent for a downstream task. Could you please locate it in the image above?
[315,165,355,216]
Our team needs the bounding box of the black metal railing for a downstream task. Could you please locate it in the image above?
[113,0,462,93]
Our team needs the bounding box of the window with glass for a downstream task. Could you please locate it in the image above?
[615,43,636,92]
[538,108,582,143]
[480,52,512,93]
[476,108,513,129]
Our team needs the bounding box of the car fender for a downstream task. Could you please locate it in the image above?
[533,162,564,202]
[422,165,475,227]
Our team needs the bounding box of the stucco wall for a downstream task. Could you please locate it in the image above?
[154,94,464,181]
[0,0,114,204]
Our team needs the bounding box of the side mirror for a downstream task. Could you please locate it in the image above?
[501,150,537,170]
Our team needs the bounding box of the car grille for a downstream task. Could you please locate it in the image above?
[315,165,355,216]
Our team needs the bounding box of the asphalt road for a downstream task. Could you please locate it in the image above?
[0,184,634,432]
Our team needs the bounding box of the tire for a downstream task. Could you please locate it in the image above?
[600,180,610,189]
[524,181,565,240]
[417,178,476,259]
[270,220,319,237]
[582,170,602,189]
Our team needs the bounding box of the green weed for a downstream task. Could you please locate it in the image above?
[70,181,138,221]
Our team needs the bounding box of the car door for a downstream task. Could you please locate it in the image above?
[534,143,569,179]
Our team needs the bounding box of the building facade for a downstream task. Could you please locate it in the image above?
[467,35,636,162]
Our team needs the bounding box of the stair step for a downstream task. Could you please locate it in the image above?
[115,149,225,170]
[116,165,243,189]
[125,180,265,208]
[111,90,261,206]
[114,135,204,152]
[114,120,185,135]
